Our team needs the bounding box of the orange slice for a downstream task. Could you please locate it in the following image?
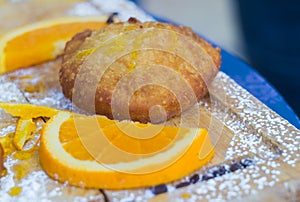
[0,15,111,74]
[40,111,214,189]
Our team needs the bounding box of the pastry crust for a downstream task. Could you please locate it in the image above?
[59,18,221,123]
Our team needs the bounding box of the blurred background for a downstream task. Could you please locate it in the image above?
[137,0,245,60]
[135,0,300,116]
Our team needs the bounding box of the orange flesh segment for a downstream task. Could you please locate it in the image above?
[59,117,184,163]
[102,123,182,155]
[4,21,106,71]
[59,115,117,161]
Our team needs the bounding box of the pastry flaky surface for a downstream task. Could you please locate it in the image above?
[59,18,221,123]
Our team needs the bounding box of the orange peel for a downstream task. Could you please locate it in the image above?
[13,118,36,150]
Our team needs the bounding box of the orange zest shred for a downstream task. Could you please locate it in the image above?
[13,118,36,150]
[0,133,16,157]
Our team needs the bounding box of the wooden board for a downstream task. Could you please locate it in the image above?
[0,1,299,201]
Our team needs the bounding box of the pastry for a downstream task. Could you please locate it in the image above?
[60,18,221,123]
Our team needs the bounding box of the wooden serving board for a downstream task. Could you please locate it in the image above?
[0,0,299,201]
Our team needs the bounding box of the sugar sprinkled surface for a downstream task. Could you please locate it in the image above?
[1,68,298,201]
[0,0,299,201]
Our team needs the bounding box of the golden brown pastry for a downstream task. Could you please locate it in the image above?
[59,18,221,123]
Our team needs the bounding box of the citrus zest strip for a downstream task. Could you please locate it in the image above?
[13,118,36,150]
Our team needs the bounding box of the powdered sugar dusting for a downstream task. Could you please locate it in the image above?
[0,0,299,201]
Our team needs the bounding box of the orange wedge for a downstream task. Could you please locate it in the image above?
[40,111,214,189]
[0,15,111,74]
